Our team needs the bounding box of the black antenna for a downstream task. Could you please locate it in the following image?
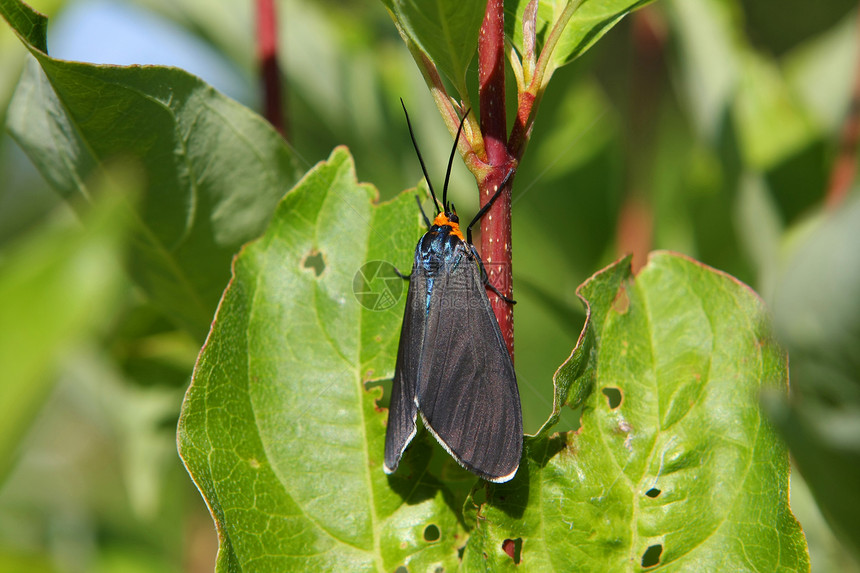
[401,99,440,215]
[442,108,471,213]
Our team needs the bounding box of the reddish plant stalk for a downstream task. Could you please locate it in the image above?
[618,7,665,273]
[479,0,516,359]
[826,7,860,209]
[257,0,286,137]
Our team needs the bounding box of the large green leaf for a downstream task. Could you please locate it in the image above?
[462,253,809,571]
[180,187,809,570]
[380,0,484,96]
[1,0,300,339]
[178,147,474,571]
[505,0,654,72]
[0,0,61,129]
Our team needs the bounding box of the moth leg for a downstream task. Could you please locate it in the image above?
[393,266,411,280]
[485,278,515,305]
[472,246,516,305]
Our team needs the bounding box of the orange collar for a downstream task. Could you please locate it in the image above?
[433,212,464,241]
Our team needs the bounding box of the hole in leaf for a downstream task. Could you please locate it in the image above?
[602,387,622,409]
[645,488,661,498]
[502,538,522,564]
[302,249,325,276]
[424,524,440,542]
[641,544,662,567]
[394,567,408,573]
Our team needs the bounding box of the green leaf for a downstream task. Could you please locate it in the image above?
[1,0,300,339]
[0,180,128,481]
[0,0,62,129]
[178,147,471,571]
[505,0,654,72]
[462,253,809,571]
[380,0,484,96]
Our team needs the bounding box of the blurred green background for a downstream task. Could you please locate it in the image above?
[2,0,859,570]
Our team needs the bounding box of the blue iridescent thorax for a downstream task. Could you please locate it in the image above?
[414,220,472,312]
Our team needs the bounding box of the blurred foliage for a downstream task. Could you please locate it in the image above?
[1,0,859,570]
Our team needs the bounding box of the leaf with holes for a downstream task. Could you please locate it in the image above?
[178,147,475,571]
[461,253,809,571]
[1,0,299,340]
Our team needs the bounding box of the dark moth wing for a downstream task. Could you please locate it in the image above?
[383,260,427,474]
[416,244,523,482]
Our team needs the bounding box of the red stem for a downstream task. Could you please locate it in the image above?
[617,7,664,273]
[257,0,286,137]
[479,0,516,359]
[825,7,860,209]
